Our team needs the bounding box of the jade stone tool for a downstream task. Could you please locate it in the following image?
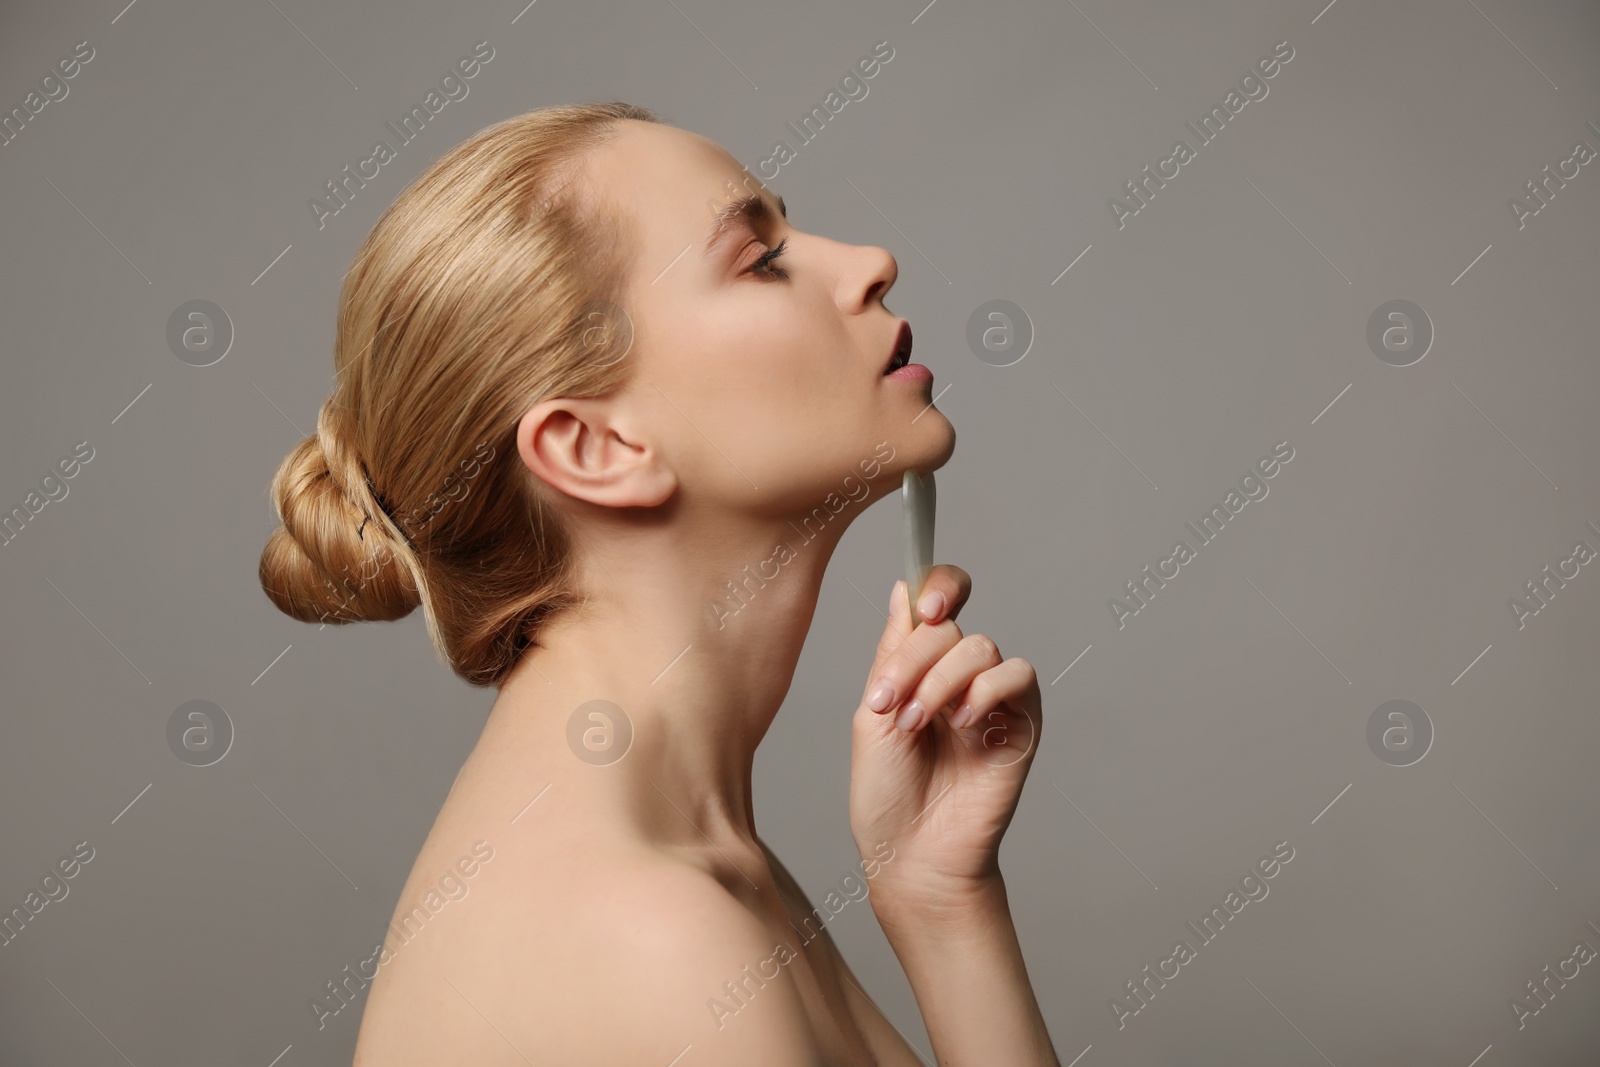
[902,470,936,626]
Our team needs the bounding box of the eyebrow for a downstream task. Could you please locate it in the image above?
[704,191,788,254]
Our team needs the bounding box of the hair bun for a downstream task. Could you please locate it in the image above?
[259,434,420,624]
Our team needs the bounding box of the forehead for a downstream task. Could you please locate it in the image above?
[585,120,756,250]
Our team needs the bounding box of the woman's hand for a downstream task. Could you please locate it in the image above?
[849,565,1044,921]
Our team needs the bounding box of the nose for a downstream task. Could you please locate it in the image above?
[838,239,899,312]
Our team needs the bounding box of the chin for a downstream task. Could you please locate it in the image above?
[930,419,957,467]
[871,418,955,490]
[907,411,957,471]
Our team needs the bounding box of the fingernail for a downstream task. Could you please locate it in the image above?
[895,700,923,731]
[889,580,903,617]
[918,590,945,622]
[951,702,975,729]
[867,680,896,712]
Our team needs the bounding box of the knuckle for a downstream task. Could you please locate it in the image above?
[967,633,1001,664]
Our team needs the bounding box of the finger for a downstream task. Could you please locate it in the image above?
[863,605,966,717]
[862,580,915,704]
[868,580,914,667]
[892,632,1004,732]
[949,658,1040,733]
[910,564,971,626]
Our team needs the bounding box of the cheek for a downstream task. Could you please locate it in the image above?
[715,311,834,412]
[657,296,868,488]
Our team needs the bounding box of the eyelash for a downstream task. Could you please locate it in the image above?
[748,237,790,280]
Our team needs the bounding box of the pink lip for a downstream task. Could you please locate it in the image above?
[882,321,914,376]
[885,363,932,382]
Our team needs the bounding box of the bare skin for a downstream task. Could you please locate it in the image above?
[351,120,1060,1066]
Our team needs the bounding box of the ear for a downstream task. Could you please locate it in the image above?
[516,396,675,508]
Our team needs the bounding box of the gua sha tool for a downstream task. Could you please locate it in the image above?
[902,470,936,626]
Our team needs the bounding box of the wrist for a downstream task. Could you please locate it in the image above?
[869,866,1009,939]
[871,877,1061,1067]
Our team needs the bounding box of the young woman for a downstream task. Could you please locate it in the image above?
[260,102,1059,1066]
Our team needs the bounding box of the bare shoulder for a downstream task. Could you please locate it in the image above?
[758,840,928,1067]
[356,832,828,1066]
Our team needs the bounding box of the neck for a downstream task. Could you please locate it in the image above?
[490,498,862,854]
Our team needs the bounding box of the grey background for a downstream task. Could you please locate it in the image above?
[2,0,1598,1063]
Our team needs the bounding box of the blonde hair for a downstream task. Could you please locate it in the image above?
[259,102,658,688]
